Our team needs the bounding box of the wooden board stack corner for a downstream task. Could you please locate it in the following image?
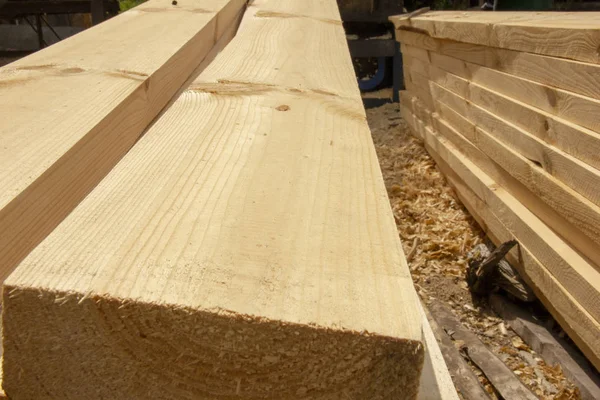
[392,11,600,373]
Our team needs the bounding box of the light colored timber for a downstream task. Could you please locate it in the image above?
[2,1,424,399]
[391,11,600,64]
[430,98,600,269]
[0,0,247,286]
[404,41,600,140]
[401,105,600,371]
[406,64,600,209]
[404,84,600,267]
[403,89,600,326]
[396,30,600,105]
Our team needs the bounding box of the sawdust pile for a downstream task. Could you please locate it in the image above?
[367,103,483,288]
[367,101,579,399]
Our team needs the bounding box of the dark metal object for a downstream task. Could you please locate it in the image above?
[23,15,47,48]
[35,13,43,48]
[41,14,61,40]
[347,38,396,58]
[467,241,536,302]
[0,0,118,18]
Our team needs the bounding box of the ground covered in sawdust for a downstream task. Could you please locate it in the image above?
[366,100,579,400]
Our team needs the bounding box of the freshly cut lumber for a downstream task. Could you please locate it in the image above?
[2,1,425,399]
[405,88,600,268]
[418,305,460,400]
[391,11,600,64]
[403,43,600,140]
[0,0,247,285]
[407,64,600,211]
[401,106,600,371]
[397,29,600,105]
[403,98,600,327]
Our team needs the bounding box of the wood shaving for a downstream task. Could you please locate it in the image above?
[367,101,580,399]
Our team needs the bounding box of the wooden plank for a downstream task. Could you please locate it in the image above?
[0,0,247,286]
[428,301,537,400]
[401,47,600,172]
[404,93,600,326]
[391,11,600,64]
[419,305,461,400]
[421,303,488,400]
[422,47,600,137]
[396,30,600,104]
[407,86,600,269]
[402,107,600,372]
[489,294,600,400]
[401,42,600,172]
[410,66,600,210]
[2,2,425,398]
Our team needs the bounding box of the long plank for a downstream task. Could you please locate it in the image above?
[396,29,600,104]
[401,106,600,371]
[402,84,600,268]
[405,63,600,211]
[428,301,537,400]
[421,304,489,400]
[2,1,425,398]
[0,0,246,285]
[391,11,600,64]
[419,305,461,400]
[402,43,600,143]
[403,91,600,326]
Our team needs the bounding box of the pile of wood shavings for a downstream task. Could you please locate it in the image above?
[366,101,579,399]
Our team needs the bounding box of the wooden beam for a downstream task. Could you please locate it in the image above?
[419,305,461,400]
[2,1,425,398]
[391,11,600,64]
[421,303,488,400]
[404,85,600,269]
[401,105,600,372]
[405,63,600,212]
[404,92,600,325]
[0,0,247,286]
[401,43,600,171]
[396,30,600,103]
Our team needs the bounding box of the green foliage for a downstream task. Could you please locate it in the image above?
[119,0,147,12]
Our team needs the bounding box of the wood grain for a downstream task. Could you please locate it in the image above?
[406,64,600,210]
[3,1,424,398]
[397,30,600,105]
[402,43,600,155]
[407,83,600,267]
[392,11,600,64]
[401,106,600,371]
[404,92,600,325]
[0,0,247,285]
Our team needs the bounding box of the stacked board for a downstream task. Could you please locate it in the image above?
[2,1,434,398]
[391,11,600,372]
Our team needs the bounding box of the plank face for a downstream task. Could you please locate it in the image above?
[391,11,600,64]
[0,0,246,284]
[3,1,424,398]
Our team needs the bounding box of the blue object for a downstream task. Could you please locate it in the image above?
[358,57,387,92]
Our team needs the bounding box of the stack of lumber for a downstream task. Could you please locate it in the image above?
[391,11,600,372]
[0,1,459,399]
